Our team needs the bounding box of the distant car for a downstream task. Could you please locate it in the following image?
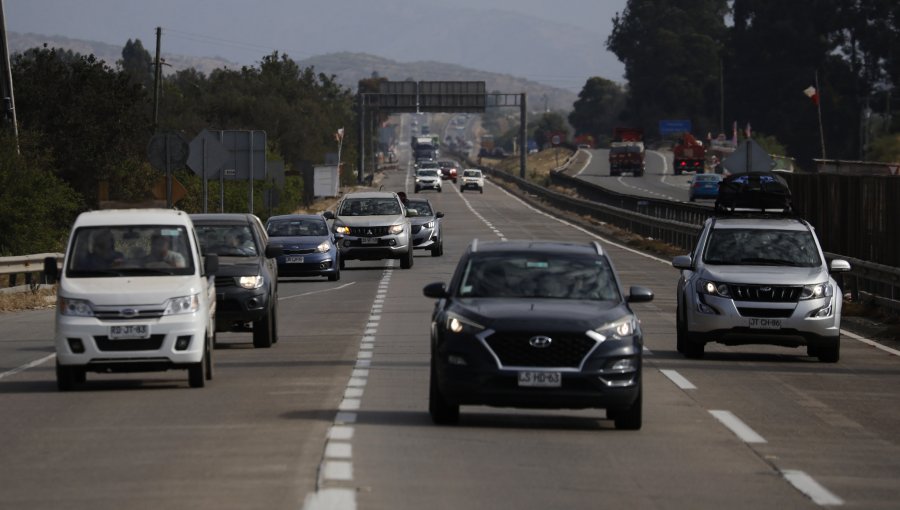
[423,240,654,429]
[438,160,459,183]
[491,147,507,158]
[416,160,439,171]
[192,213,282,349]
[406,198,444,256]
[688,174,723,201]
[328,191,418,270]
[459,169,484,193]
[415,168,443,193]
[265,214,341,281]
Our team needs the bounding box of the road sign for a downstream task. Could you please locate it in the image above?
[659,120,692,136]
[147,133,189,172]
[723,140,776,173]
[187,130,230,178]
[551,135,561,146]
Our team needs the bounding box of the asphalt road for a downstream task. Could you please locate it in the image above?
[575,148,715,204]
[2,148,900,509]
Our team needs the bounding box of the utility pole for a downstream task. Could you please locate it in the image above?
[358,94,365,184]
[815,71,826,160]
[152,27,161,130]
[519,93,527,179]
[0,0,19,152]
[719,57,725,135]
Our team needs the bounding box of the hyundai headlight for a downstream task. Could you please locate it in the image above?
[316,241,330,253]
[238,275,264,289]
[800,282,833,300]
[445,312,484,334]
[591,316,636,342]
[163,294,200,315]
[59,297,94,317]
[389,224,404,235]
[696,279,731,298]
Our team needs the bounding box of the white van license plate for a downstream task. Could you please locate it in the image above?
[518,371,561,388]
[748,318,781,330]
[109,324,150,339]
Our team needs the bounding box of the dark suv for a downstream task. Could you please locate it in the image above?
[423,240,654,429]
[191,214,282,348]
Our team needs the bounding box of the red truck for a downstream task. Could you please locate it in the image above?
[672,132,706,175]
[608,127,645,177]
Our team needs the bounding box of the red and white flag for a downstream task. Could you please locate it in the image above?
[335,127,345,142]
[803,86,819,105]
[745,122,752,139]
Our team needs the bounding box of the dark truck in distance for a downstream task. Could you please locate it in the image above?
[609,127,645,177]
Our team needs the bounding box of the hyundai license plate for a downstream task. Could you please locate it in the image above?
[518,371,561,388]
[748,318,781,330]
[286,256,304,263]
[109,324,150,339]
[361,237,379,245]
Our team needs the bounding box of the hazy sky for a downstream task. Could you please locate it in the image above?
[5,0,628,88]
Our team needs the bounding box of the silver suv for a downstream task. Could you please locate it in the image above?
[672,215,850,362]
[329,191,418,269]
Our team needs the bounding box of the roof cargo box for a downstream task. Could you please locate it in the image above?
[715,172,792,213]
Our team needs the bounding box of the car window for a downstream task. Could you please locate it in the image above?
[463,170,481,177]
[339,198,402,216]
[458,255,620,301]
[67,225,194,276]
[696,175,720,182]
[417,170,439,177]
[195,225,259,257]
[703,228,821,267]
[407,202,433,216]
[267,219,329,237]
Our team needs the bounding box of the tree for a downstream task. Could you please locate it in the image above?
[530,112,570,149]
[568,77,626,145]
[119,39,154,90]
[607,0,728,136]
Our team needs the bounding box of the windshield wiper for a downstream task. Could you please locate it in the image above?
[738,258,805,266]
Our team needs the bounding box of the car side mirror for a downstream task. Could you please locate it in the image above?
[672,255,692,270]
[423,282,449,298]
[626,286,654,303]
[333,233,344,241]
[406,209,419,218]
[830,259,851,273]
[265,244,283,258]
[204,254,219,276]
[323,211,335,220]
[436,212,445,218]
[43,256,59,282]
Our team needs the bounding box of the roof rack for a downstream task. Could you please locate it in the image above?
[590,240,604,256]
[713,171,796,216]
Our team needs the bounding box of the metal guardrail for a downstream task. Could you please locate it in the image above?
[0,253,63,289]
[470,160,900,313]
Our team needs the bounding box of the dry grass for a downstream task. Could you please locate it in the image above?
[486,148,577,181]
[0,287,57,313]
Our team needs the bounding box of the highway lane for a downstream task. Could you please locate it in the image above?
[2,150,899,509]
[575,148,713,204]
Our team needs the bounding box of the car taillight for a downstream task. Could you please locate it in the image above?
[680,161,687,167]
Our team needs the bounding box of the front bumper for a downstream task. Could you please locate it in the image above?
[339,235,410,260]
[276,252,336,277]
[214,285,270,329]
[415,180,442,191]
[461,180,483,190]
[412,225,438,249]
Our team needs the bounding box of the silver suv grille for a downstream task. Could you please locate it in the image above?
[729,285,801,302]
[349,226,390,237]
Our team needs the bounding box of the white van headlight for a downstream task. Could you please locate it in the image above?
[164,294,200,315]
[59,297,94,317]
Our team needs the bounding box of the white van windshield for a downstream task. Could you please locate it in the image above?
[66,226,194,277]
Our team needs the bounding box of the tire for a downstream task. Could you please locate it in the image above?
[204,334,214,381]
[479,187,483,194]
[689,196,695,202]
[614,384,642,430]
[328,265,340,281]
[56,361,84,392]
[253,312,273,348]
[429,361,459,425]
[188,344,207,388]
[430,240,443,257]
[683,336,705,359]
[817,336,840,363]
[459,187,464,193]
[414,187,420,194]
[675,309,687,354]
[339,257,346,270]
[400,248,414,269]
[438,187,442,193]
[674,168,682,176]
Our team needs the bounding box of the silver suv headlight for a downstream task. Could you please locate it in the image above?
[389,224,404,235]
[696,279,731,298]
[800,282,833,300]
[164,294,200,315]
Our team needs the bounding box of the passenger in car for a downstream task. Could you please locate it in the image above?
[143,234,186,268]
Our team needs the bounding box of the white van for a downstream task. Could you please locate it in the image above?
[44,209,218,390]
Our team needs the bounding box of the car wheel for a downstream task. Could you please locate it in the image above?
[271,306,279,344]
[56,361,84,391]
[817,336,840,363]
[429,361,459,425]
[431,240,443,257]
[253,313,273,348]
[459,187,464,193]
[328,265,340,281]
[675,308,687,354]
[683,336,705,359]
[613,383,642,430]
[479,187,483,194]
[400,248,414,269]
[339,257,346,270]
[204,334,214,380]
[188,345,207,388]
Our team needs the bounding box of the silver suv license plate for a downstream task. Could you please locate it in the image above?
[748,318,781,330]
[518,371,561,388]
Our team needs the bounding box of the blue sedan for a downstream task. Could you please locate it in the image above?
[688,173,723,201]
[266,214,341,281]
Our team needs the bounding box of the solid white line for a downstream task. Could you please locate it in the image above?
[709,410,767,444]
[781,470,844,506]
[0,353,55,380]
[322,460,353,481]
[302,488,356,510]
[574,149,594,177]
[279,282,356,301]
[660,369,697,390]
[841,328,900,357]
